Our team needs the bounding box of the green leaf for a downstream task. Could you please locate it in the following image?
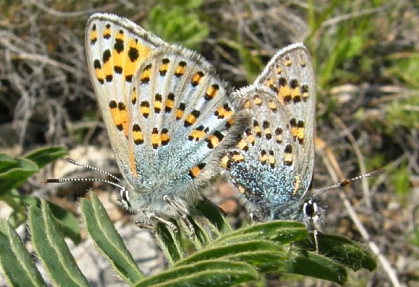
[155,222,184,264]
[283,248,348,285]
[176,240,286,269]
[166,216,210,251]
[0,153,18,172]
[0,153,38,194]
[0,220,47,287]
[24,146,67,169]
[298,233,377,271]
[47,200,82,245]
[187,215,211,247]
[3,194,81,244]
[0,189,29,226]
[195,197,233,234]
[210,220,308,247]
[135,260,258,287]
[29,200,89,287]
[223,249,286,273]
[174,219,373,284]
[80,193,145,283]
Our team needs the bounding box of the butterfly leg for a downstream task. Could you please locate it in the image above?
[285,232,318,255]
[308,220,322,253]
[163,195,195,234]
[162,195,190,214]
[135,212,178,232]
[150,214,178,232]
[180,215,196,237]
[135,221,154,232]
[312,229,319,253]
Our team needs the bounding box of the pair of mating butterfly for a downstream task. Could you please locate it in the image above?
[49,13,331,233]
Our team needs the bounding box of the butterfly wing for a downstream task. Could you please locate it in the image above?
[85,13,247,225]
[223,86,299,219]
[224,44,316,220]
[126,46,247,209]
[85,13,168,179]
[255,43,316,201]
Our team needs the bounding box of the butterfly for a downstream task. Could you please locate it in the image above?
[80,13,247,229]
[221,43,320,230]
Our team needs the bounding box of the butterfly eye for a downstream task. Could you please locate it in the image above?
[303,199,317,218]
[120,188,131,208]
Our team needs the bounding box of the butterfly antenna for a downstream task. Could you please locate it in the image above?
[64,157,121,182]
[45,158,125,190]
[45,177,126,191]
[313,169,385,198]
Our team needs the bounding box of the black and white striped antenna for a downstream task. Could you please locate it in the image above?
[45,158,124,191]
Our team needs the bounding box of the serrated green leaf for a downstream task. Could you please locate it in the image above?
[24,146,67,169]
[0,220,47,287]
[80,193,144,283]
[135,260,258,287]
[29,200,89,287]
[0,153,39,194]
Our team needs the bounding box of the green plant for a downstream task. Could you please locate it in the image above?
[306,0,383,90]
[385,93,419,132]
[0,147,81,244]
[0,192,375,286]
[147,0,209,49]
[389,161,411,197]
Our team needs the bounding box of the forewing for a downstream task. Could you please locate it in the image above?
[85,13,167,179]
[255,43,316,200]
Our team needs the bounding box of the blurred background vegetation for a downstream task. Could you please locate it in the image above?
[0,0,417,286]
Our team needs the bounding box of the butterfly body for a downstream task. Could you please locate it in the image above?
[85,13,246,227]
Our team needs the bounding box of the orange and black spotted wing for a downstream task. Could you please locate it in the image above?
[85,13,168,179]
[85,13,249,227]
[223,44,316,221]
[126,46,247,195]
[255,43,316,200]
[222,86,300,219]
